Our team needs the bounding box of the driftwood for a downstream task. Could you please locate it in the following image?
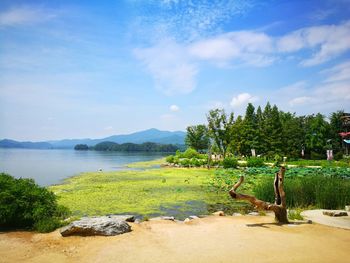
[229,166,289,223]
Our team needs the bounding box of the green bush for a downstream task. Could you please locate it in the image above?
[247,157,265,167]
[182,148,200,159]
[0,173,70,232]
[166,155,174,163]
[310,151,325,160]
[222,157,238,169]
[180,158,190,167]
[333,151,343,161]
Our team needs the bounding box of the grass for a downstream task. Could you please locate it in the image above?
[49,167,248,219]
[125,158,166,168]
[288,208,304,220]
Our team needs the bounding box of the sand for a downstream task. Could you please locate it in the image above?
[0,215,349,263]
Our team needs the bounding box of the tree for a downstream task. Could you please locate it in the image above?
[280,112,305,158]
[261,103,283,156]
[74,144,89,150]
[230,115,244,155]
[329,111,344,153]
[207,109,235,158]
[305,113,329,155]
[229,166,289,223]
[241,103,258,155]
[185,125,209,152]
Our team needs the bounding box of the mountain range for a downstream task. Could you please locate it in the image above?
[0,129,186,149]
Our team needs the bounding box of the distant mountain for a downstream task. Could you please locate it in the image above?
[0,139,52,149]
[0,129,186,149]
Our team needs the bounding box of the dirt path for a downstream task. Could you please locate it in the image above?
[1,216,349,263]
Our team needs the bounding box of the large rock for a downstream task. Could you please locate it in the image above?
[60,216,132,237]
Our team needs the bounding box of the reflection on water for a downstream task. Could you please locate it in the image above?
[0,149,166,186]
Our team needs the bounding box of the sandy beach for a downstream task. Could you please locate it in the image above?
[0,215,349,263]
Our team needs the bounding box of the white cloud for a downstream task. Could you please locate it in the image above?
[0,6,57,27]
[230,93,258,108]
[289,96,314,106]
[277,21,350,66]
[188,31,274,66]
[321,60,350,83]
[170,105,179,112]
[134,40,198,95]
[284,61,350,110]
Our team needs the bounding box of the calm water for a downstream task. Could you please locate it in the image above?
[0,149,166,186]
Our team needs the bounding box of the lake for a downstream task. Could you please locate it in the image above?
[0,149,167,186]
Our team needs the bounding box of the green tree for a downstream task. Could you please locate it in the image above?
[207,109,235,158]
[185,125,209,152]
[241,103,258,155]
[261,103,283,156]
[280,112,305,158]
[304,113,329,155]
[328,111,344,153]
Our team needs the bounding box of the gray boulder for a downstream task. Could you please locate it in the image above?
[60,216,132,237]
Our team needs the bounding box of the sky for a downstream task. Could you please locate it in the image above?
[0,0,350,141]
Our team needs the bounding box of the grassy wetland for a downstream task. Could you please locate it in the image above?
[49,161,251,219]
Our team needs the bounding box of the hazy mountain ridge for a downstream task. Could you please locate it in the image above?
[0,129,186,149]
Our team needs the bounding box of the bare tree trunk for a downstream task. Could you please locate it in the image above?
[229,166,289,224]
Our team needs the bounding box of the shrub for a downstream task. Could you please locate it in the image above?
[310,151,325,160]
[247,157,265,167]
[333,151,343,161]
[166,155,174,163]
[0,173,70,232]
[182,148,200,159]
[180,158,190,167]
[222,157,238,169]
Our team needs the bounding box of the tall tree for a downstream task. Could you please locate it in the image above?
[261,103,283,156]
[329,111,344,153]
[280,112,305,158]
[230,115,244,155]
[241,103,258,155]
[185,125,209,152]
[304,113,329,154]
[206,109,234,158]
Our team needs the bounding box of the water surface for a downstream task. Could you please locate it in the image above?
[0,149,166,186]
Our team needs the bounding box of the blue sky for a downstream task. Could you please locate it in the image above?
[0,0,349,141]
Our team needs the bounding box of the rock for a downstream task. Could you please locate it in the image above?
[232,213,242,216]
[183,218,191,223]
[189,215,199,220]
[150,216,175,221]
[60,216,131,237]
[322,211,348,217]
[107,215,135,222]
[345,206,350,212]
[212,211,225,216]
[161,216,175,221]
[248,212,260,216]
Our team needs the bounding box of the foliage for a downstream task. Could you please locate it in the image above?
[254,174,350,209]
[74,144,89,150]
[185,125,209,152]
[207,109,235,158]
[222,157,238,169]
[288,209,304,220]
[0,173,70,232]
[93,141,179,152]
[247,157,265,167]
[205,103,345,160]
